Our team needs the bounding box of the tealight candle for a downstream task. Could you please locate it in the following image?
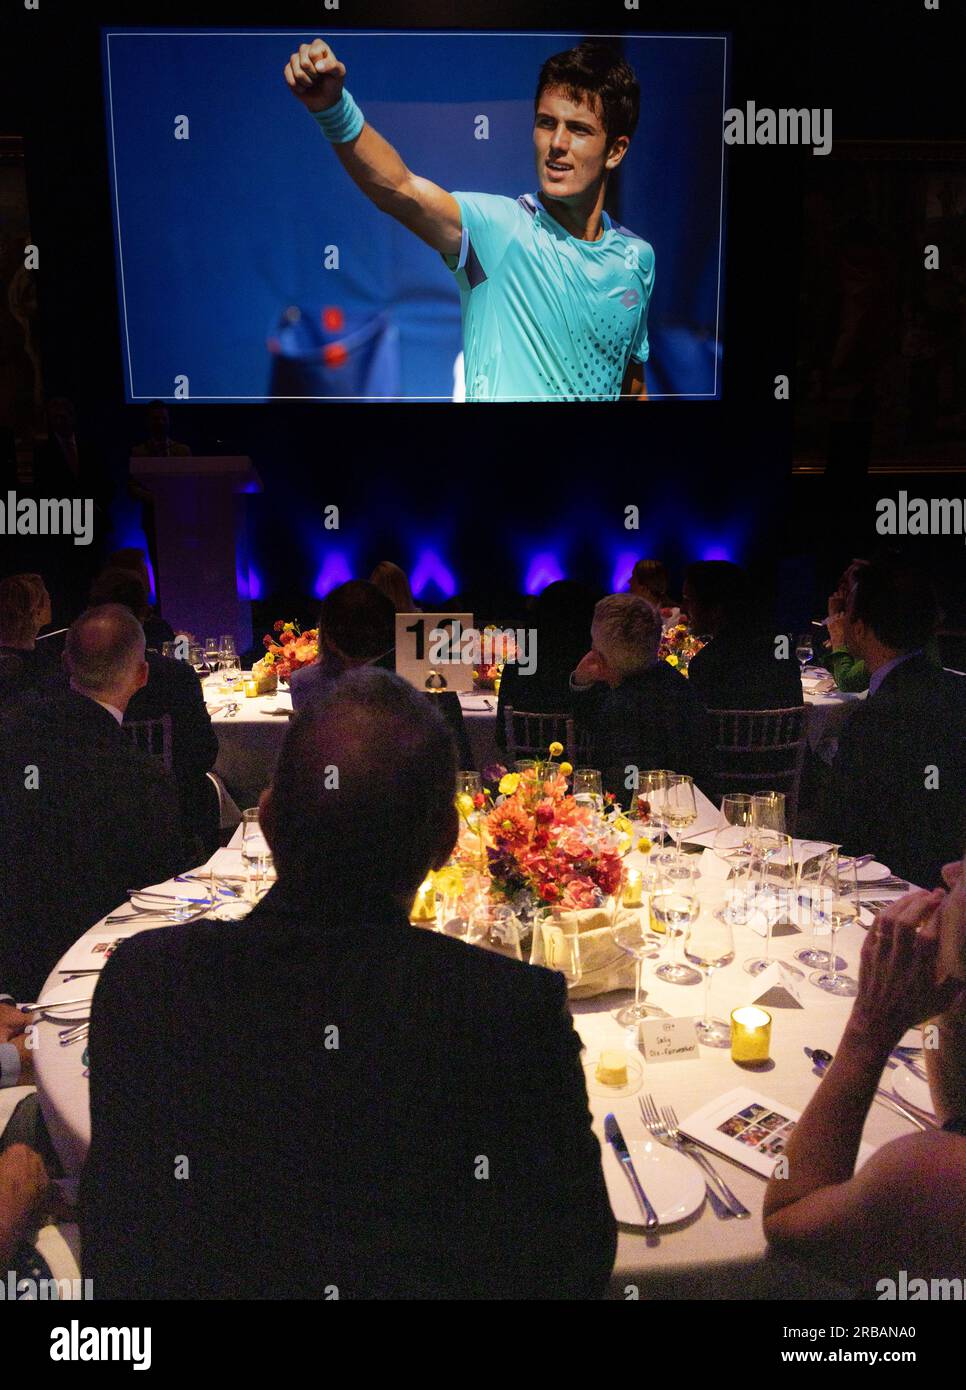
[409,876,436,925]
[244,679,259,698]
[622,868,644,908]
[731,1006,772,1064]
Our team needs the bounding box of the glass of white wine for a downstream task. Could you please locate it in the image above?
[809,854,859,996]
[652,888,702,985]
[796,632,814,676]
[664,774,697,877]
[684,913,735,1047]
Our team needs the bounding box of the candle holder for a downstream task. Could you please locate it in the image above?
[730,1006,772,1065]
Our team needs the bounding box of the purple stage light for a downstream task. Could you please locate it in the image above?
[313,552,353,598]
[524,552,565,595]
[411,549,456,601]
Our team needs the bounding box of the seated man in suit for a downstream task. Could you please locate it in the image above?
[571,594,712,808]
[0,605,186,999]
[89,568,220,856]
[80,668,617,1299]
[829,556,966,888]
[683,561,803,713]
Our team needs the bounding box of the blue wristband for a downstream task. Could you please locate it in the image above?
[312,89,365,144]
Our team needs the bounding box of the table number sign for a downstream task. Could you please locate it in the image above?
[394,613,475,693]
[640,1015,701,1063]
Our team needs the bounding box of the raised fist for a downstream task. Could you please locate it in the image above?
[283,39,347,113]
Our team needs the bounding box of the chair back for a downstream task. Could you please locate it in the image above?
[503,707,578,766]
[123,713,174,772]
[709,706,809,833]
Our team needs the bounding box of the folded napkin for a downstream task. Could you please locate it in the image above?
[529,903,637,998]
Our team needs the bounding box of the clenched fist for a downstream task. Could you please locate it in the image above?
[283,39,347,113]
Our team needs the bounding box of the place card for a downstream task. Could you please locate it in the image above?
[640,1015,701,1063]
[699,847,731,882]
[750,961,804,1009]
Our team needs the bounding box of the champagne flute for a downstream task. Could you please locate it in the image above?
[796,632,814,677]
[611,908,668,1026]
[744,831,795,976]
[809,854,859,996]
[652,888,702,984]
[685,912,735,1047]
[664,774,697,876]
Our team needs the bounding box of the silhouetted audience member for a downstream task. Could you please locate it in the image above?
[104,549,174,652]
[289,580,397,712]
[571,594,712,808]
[369,561,419,613]
[683,561,803,712]
[0,574,58,694]
[0,605,185,999]
[496,579,599,752]
[829,556,966,887]
[90,569,220,857]
[130,401,192,460]
[629,558,669,608]
[764,860,966,1293]
[80,669,616,1298]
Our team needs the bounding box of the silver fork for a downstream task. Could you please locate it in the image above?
[640,1096,751,1219]
[59,1022,89,1046]
[638,1095,733,1220]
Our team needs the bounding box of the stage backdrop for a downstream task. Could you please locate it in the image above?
[102,29,727,402]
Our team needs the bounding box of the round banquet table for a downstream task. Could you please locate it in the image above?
[208,672,860,808]
[34,814,920,1300]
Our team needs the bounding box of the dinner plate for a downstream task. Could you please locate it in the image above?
[892,1062,934,1116]
[855,861,891,882]
[601,1127,706,1228]
[36,978,97,1022]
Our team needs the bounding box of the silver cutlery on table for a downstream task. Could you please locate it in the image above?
[639,1095,750,1219]
[59,1022,89,1046]
[806,1047,936,1130]
[604,1113,659,1229]
[838,854,874,871]
[21,996,92,1013]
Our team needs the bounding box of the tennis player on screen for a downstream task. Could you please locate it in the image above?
[284,38,654,402]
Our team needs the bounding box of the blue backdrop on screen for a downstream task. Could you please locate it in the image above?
[102,29,727,401]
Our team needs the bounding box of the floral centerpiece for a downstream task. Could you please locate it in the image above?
[453,745,628,914]
[261,619,319,682]
[473,626,517,690]
[658,621,705,676]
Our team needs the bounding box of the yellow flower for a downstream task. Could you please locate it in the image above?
[665,654,679,667]
[548,741,563,758]
[498,773,521,796]
[455,793,475,817]
[433,865,464,897]
[637,836,652,854]
[559,761,573,777]
[615,815,633,835]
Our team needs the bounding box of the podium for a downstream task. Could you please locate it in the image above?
[129,456,261,651]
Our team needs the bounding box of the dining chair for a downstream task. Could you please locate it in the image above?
[708,706,809,834]
[503,707,578,765]
[122,713,174,772]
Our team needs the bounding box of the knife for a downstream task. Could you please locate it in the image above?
[604,1113,659,1228]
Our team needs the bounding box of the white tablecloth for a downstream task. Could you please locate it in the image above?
[33,805,917,1298]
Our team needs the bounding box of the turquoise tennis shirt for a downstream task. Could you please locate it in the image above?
[444,191,655,402]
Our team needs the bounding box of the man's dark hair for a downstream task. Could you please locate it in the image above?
[90,568,149,622]
[850,556,940,652]
[319,580,396,662]
[268,668,457,900]
[684,561,749,621]
[535,40,641,143]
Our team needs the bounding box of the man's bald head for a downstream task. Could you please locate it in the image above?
[64,604,148,709]
[262,668,459,903]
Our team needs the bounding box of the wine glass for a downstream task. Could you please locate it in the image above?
[572,768,604,813]
[633,769,671,855]
[241,807,268,902]
[664,774,697,876]
[652,888,702,984]
[220,634,237,664]
[189,643,207,675]
[611,909,668,1027]
[221,655,242,694]
[809,854,859,996]
[744,831,795,976]
[713,795,755,920]
[204,637,220,673]
[795,847,844,969]
[684,912,735,1047]
[466,902,523,961]
[751,791,786,835]
[456,771,482,798]
[795,632,814,676]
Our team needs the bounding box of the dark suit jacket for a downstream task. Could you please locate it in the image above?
[126,654,219,849]
[830,654,966,887]
[573,662,713,809]
[80,886,617,1299]
[0,691,186,999]
[686,623,804,714]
